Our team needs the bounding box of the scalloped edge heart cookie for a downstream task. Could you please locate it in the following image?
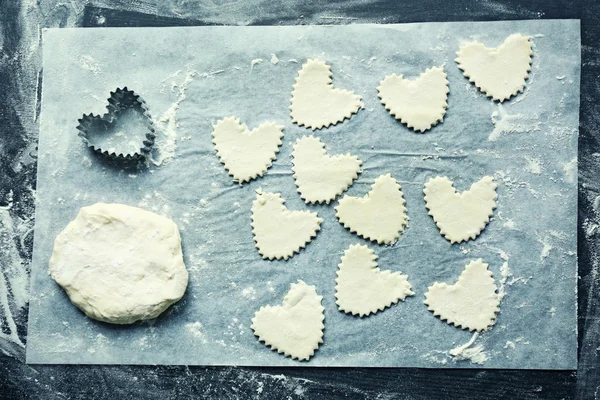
[456,34,533,102]
[424,259,500,332]
[251,190,322,260]
[377,66,449,132]
[212,117,284,184]
[292,136,362,204]
[336,174,408,245]
[424,176,497,244]
[290,59,363,130]
[336,244,413,317]
[251,280,325,361]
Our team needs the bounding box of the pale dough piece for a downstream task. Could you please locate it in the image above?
[290,59,363,130]
[424,259,500,332]
[424,176,497,244]
[336,244,413,317]
[292,136,362,204]
[49,203,188,324]
[212,116,284,183]
[336,174,408,245]
[377,66,449,132]
[455,34,533,102]
[251,190,322,260]
[251,280,324,361]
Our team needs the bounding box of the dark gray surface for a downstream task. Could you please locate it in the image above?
[0,1,597,399]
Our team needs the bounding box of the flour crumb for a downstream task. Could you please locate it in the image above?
[563,159,577,184]
[250,58,264,72]
[242,287,256,300]
[537,235,553,261]
[186,321,208,344]
[503,219,516,229]
[448,333,488,365]
[524,156,543,175]
[270,54,279,65]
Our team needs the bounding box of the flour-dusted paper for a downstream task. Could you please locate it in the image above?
[27,20,579,369]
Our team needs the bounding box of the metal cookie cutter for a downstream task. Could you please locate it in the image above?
[76,87,156,161]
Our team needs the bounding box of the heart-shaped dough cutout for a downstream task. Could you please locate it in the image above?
[424,176,497,244]
[251,280,325,361]
[456,34,533,102]
[424,259,500,332]
[336,174,408,245]
[290,59,363,130]
[292,136,362,204]
[377,66,449,132]
[336,244,413,317]
[251,190,322,260]
[212,117,284,183]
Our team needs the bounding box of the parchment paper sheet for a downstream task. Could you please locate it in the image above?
[27,20,580,368]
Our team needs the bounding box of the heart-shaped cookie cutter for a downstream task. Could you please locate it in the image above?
[76,87,156,161]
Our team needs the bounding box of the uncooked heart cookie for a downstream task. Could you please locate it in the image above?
[456,34,533,102]
[336,244,413,317]
[377,66,449,132]
[212,117,284,184]
[290,59,363,130]
[424,259,500,332]
[292,136,362,204]
[424,176,497,244]
[251,190,322,260]
[336,174,408,245]
[251,280,325,361]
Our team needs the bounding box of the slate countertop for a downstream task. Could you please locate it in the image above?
[0,1,598,399]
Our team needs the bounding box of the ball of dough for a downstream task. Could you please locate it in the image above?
[49,203,189,324]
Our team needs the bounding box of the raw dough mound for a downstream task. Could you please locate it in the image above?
[290,59,363,130]
[424,259,500,332]
[336,174,408,245]
[251,190,322,260]
[455,34,533,102]
[251,280,325,361]
[212,116,284,183]
[292,136,362,204]
[49,203,188,324]
[336,244,413,317]
[377,66,449,132]
[424,176,497,244]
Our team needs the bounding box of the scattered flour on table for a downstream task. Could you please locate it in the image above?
[563,158,577,184]
[137,192,171,215]
[78,55,101,75]
[186,322,208,344]
[489,104,540,142]
[524,156,543,175]
[151,67,198,166]
[536,233,553,262]
[504,337,530,350]
[424,333,488,365]
[250,58,264,72]
[448,333,488,365]
[86,333,110,355]
[242,287,257,300]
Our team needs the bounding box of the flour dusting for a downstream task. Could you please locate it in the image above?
[563,158,577,184]
[151,67,197,166]
[489,104,540,141]
[448,333,488,365]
